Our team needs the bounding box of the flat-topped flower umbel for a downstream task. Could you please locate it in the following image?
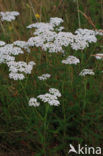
[79,69,95,76]
[62,56,80,65]
[0,11,19,22]
[38,73,51,80]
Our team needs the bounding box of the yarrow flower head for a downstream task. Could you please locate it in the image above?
[38,73,51,80]
[13,40,30,53]
[9,72,25,80]
[37,93,60,106]
[0,44,23,64]
[62,56,80,65]
[49,88,61,97]
[50,17,64,26]
[79,69,95,76]
[37,88,61,106]
[0,42,35,80]
[38,93,57,102]
[0,41,6,46]
[27,18,103,54]
[7,61,36,80]
[92,53,103,60]
[29,98,40,107]
[95,30,103,36]
[0,11,20,22]
[0,44,24,61]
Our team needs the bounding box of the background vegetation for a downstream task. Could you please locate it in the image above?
[0,0,103,155]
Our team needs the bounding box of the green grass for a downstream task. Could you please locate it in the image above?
[0,0,103,155]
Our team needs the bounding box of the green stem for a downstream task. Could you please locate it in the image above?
[83,78,87,110]
[77,0,81,28]
[43,103,50,155]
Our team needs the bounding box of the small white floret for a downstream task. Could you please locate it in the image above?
[29,98,40,107]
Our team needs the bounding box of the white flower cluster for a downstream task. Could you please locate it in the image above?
[13,40,30,53]
[0,11,19,22]
[49,88,61,97]
[92,53,103,60]
[7,61,35,80]
[38,73,51,80]
[62,55,80,65]
[27,17,65,53]
[0,43,35,80]
[29,98,40,107]
[75,29,97,43]
[0,41,6,46]
[0,44,24,64]
[37,88,61,106]
[9,72,25,80]
[27,18,102,53]
[50,17,64,26]
[79,69,95,76]
[28,88,61,107]
[95,30,103,36]
[27,22,54,31]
